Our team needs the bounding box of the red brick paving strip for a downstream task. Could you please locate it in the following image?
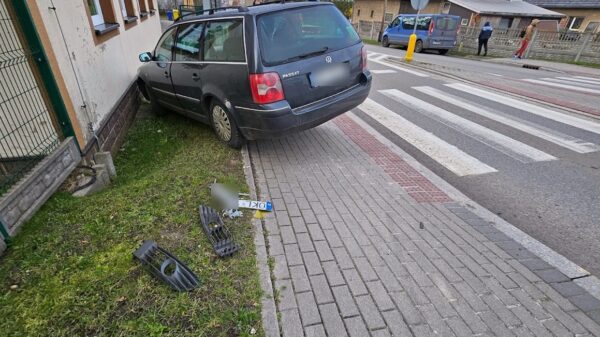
[333,114,452,203]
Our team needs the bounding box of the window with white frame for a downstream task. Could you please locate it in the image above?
[138,0,149,17]
[567,16,584,30]
[120,0,138,23]
[87,0,104,26]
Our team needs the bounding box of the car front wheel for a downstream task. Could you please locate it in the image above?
[415,40,424,53]
[382,36,390,47]
[210,100,244,148]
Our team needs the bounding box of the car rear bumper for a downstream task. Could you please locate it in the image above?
[236,71,372,140]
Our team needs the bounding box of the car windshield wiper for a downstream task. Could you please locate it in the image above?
[279,47,329,64]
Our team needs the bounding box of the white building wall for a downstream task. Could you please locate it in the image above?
[33,0,162,145]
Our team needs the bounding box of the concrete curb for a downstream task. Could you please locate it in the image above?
[346,111,600,304]
[241,144,281,337]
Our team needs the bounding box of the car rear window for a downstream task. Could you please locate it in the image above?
[436,17,458,31]
[257,5,360,66]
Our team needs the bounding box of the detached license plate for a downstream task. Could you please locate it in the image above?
[310,64,350,87]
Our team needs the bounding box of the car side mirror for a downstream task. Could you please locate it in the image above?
[139,52,152,62]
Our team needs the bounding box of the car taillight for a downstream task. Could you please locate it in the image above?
[249,73,285,104]
[361,45,367,70]
[429,20,435,36]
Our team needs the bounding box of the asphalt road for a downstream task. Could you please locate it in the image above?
[359,44,600,277]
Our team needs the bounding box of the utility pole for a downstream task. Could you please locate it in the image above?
[379,0,388,42]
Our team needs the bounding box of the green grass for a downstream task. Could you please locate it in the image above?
[362,38,379,46]
[0,105,263,337]
[564,60,600,69]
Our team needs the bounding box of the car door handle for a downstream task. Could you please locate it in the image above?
[192,73,200,81]
[164,71,169,78]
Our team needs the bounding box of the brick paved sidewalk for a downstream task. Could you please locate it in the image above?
[249,114,600,337]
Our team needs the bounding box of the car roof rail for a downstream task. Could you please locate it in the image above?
[251,0,319,7]
[176,5,249,21]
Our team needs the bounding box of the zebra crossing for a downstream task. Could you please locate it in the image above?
[354,82,600,177]
[522,75,600,95]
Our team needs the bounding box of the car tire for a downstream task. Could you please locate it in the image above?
[144,83,167,116]
[382,36,390,48]
[210,100,244,149]
[439,49,449,55]
[415,40,424,53]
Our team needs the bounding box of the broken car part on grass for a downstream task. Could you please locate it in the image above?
[199,205,239,258]
[133,240,200,291]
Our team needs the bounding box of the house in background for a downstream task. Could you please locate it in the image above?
[445,0,564,30]
[0,0,161,252]
[351,0,564,30]
[525,0,600,33]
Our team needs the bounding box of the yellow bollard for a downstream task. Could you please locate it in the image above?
[405,34,417,62]
[405,33,417,62]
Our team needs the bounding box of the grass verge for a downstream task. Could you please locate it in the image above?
[0,104,263,337]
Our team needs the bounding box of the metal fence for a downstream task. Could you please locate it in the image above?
[457,27,600,63]
[0,0,62,196]
[354,20,600,64]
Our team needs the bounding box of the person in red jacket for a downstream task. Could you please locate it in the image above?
[514,19,539,59]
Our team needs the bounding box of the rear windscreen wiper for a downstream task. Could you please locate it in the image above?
[281,47,329,64]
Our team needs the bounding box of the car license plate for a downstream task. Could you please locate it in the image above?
[310,64,349,87]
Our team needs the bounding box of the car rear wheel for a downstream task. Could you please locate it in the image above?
[382,36,390,48]
[415,40,424,53]
[439,49,449,55]
[210,100,244,148]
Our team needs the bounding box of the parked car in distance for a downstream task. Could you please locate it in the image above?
[381,14,460,54]
[137,1,372,148]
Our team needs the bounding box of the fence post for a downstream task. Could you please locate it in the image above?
[575,33,592,62]
[524,30,537,59]
[370,22,374,40]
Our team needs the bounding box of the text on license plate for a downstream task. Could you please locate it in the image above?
[310,64,349,87]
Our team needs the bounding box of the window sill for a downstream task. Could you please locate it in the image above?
[94,22,120,36]
[124,16,138,24]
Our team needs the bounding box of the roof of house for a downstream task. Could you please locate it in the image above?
[449,0,565,18]
[525,0,600,9]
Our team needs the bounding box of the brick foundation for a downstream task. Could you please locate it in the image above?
[82,81,141,163]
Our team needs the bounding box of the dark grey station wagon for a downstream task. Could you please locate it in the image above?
[137,1,372,147]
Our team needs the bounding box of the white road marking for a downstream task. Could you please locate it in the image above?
[415,86,599,154]
[557,77,600,86]
[366,52,429,77]
[371,69,397,74]
[381,89,557,163]
[542,78,600,89]
[523,79,600,95]
[447,83,600,135]
[357,98,497,176]
[574,76,600,83]
[488,73,504,77]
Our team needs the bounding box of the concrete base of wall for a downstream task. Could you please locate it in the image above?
[0,137,81,237]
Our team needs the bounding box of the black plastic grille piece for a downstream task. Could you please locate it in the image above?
[133,240,200,291]
[199,205,239,257]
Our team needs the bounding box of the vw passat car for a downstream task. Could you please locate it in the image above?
[137,1,372,148]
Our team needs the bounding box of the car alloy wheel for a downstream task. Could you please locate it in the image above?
[382,36,390,47]
[212,105,232,142]
[415,40,423,53]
